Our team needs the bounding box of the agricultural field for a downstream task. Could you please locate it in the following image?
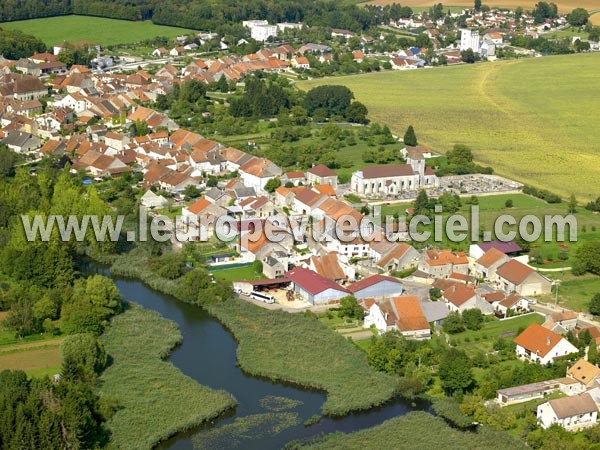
[99,304,236,450]
[363,0,600,13]
[300,54,600,201]
[0,15,195,46]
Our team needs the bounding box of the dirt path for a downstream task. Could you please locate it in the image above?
[0,337,64,354]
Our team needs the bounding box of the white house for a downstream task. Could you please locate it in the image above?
[537,393,598,430]
[495,259,552,296]
[363,296,430,339]
[515,323,578,365]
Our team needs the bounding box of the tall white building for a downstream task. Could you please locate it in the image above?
[243,20,278,42]
[460,29,481,53]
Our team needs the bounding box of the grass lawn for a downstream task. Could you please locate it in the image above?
[211,264,262,282]
[299,54,600,201]
[538,273,600,312]
[206,298,398,416]
[0,15,195,46]
[0,346,61,373]
[450,313,544,355]
[379,193,600,261]
[99,304,236,450]
[317,311,363,330]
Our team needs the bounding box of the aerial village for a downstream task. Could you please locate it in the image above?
[1,3,600,441]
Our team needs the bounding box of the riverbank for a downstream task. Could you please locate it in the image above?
[107,248,399,416]
[292,411,526,450]
[99,304,236,450]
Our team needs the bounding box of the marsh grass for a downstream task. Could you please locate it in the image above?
[99,304,236,450]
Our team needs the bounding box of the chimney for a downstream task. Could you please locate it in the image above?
[547,336,551,346]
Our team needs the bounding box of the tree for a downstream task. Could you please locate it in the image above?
[150,252,186,279]
[207,176,218,187]
[183,185,201,199]
[61,334,108,382]
[568,194,577,213]
[438,348,474,394]
[344,101,369,124]
[462,309,484,330]
[572,241,600,276]
[252,260,263,275]
[588,340,599,365]
[532,1,558,23]
[264,177,281,193]
[447,144,474,165]
[304,85,354,118]
[0,144,17,178]
[505,199,513,208]
[566,8,589,26]
[461,48,477,63]
[589,293,600,316]
[413,189,431,216]
[442,312,466,334]
[415,33,432,48]
[403,125,418,146]
[474,0,482,10]
[337,295,364,320]
[216,74,229,93]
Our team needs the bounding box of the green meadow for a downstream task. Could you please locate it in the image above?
[300,54,600,201]
[0,15,194,46]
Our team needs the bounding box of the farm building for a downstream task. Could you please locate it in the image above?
[347,274,403,300]
[285,267,350,305]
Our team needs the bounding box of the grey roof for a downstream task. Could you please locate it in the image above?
[263,255,281,267]
[234,186,257,198]
[419,300,450,323]
[3,131,40,148]
[205,187,223,200]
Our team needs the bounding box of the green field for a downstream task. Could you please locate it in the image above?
[539,272,600,312]
[300,54,600,201]
[99,304,236,450]
[0,15,195,46]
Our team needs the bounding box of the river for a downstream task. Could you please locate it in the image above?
[89,265,427,449]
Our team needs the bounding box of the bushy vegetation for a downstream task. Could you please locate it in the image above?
[206,298,398,416]
[292,411,525,450]
[99,304,236,450]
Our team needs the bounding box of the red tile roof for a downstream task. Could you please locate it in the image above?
[496,259,535,285]
[285,267,349,296]
[514,323,564,357]
[348,274,401,294]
